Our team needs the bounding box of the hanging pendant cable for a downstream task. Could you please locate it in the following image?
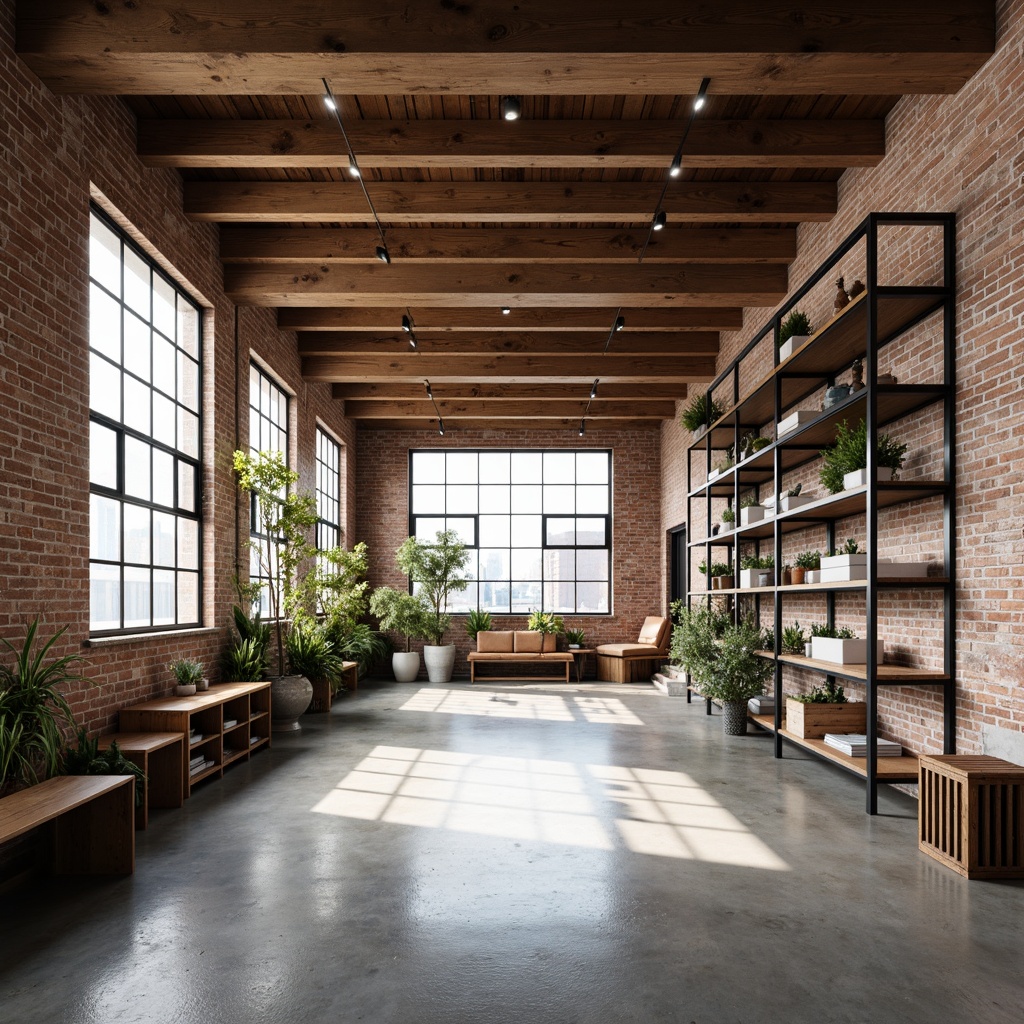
[322,77,390,256]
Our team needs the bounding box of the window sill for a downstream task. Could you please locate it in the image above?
[85,626,221,648]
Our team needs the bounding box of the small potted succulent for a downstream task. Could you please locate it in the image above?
[169,658,203,697]
[565,627,586,650]
[778,309,813,361]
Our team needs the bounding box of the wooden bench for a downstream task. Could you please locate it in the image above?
[0,775,135,875]
[467,652,574,683]
[309,661,360,712]
[98,732,184,830]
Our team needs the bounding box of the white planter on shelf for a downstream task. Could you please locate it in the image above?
[778,335,810,361]
[776,409,818,436]
[811,636,885,665]
[805,570,820,584]
[763,493,814,514]
[804,642,814,658]
[740,506,765,526]
[739,568,774,588]
[707,467,721,482]
[843,466,895,490]
[818,556,931,583]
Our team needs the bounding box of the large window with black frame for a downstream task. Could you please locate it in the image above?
[88,207,203,633]
[409,449,611,615]
[315,427,342,555]
[247,361,290,617]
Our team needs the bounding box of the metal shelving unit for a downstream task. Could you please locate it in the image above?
[685,212,956,814]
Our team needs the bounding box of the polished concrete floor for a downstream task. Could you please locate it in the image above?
[2,679,1023,1024]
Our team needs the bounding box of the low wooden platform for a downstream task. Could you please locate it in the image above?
[0,775,135,875]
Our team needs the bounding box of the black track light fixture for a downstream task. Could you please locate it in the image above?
[500,96,522,121]
[669,152,682,178]
[578,419,586,437]
[438,420,446,437]
[652,210,667,232]
[590,379,599,401]
[424,381,433,401]
[376,244,391,264]
[501,306,511,315]
[348,156,360,179]
[401,314,412,332]
[614,315,625,332]
[693,77,710,111]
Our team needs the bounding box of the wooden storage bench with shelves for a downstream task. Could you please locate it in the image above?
[119,682,271,796]
[97,731,184,830]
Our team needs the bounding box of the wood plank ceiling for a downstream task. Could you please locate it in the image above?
[16,2,995,432]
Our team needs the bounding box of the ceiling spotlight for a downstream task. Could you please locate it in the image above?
[348,156,361,179]
[669,153,682,178]
[401,315,412,332]
[375,245,391,264]
[501,306,511,315]
[614,315,625,332]
[324,95,337,111]
[500,96,522,121]
[438,419,446,437]
[693,77,710,111]
[425,381,433,400]
[578,419,586,437]
[652,210,667,232]
[590,379,599,401]
[408,335,417,350]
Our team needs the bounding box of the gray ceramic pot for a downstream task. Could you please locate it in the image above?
[271,674,313,732]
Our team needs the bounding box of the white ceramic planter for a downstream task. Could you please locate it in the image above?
[392,651,421,683]
[804,642,814,658]
[707,467,721,481]
[778,335,810,361]
[763,493,814,514]
[740,506,765,526]
[811,636,884,665]
[739,568,773,588]
[843,466,895,490]
[423,644,457,683]
[805,570,820,584]
[776,410,817,436]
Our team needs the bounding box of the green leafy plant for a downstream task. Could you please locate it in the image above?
[1,621,83,792]
[286,621,348,694]
[223,637,267,683]
[794,550,821,570]
[789,679,848,704]
[819,419,909,494]
[465,609,493,640]
[565,627,587,646]
[527,610,565,635]
[395,530,470,646]
[681,391,724,432]
[760,626,775,652]
[331,622,391,677]
[740,554,774,570]
[302,541,371,634]
[809,623,857,639]
[369,587,434,652]
[779,309,812,346]
[675,610,771,703]
[740,434,771,460]
[63,729,146,807]
[781,622,806,655]
[740,492,759,509]
[168,658,203,687]
[831,538,860,556]
[233,449,318,674]
[709,562,732,578]
[721,506,736,524]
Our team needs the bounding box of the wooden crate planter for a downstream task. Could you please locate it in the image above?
[785,698,866,739]
[918,755,1024,879]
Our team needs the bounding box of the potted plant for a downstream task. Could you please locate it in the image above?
[764,483,811,515]
[223,604,270,683]
[527,609,565,651]
[369,587,435,682]
[809,623,884,665]
[720,506,736,530]
[1,620,82,795]
[778,309,813,361]
[565,627,586,650]
[675,608,771,735]
[680,391,724,435]
[709,562,733,591]
[465,609,493,642]
[819,419,908,494]
[785,678,866,739]
[62,729,146,807]
[739,554,774,588]
[739,492,764,526]
[233,449,319,730]
[169,658,203,697]
[791,549,820,585]
[394,530,470,682]
[739,433,771,462]
[286,620,348,712]
[781,622,806,655]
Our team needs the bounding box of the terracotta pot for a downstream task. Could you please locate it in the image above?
[791,567,806,585]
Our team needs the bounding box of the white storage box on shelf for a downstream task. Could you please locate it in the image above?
[810,636,885,665]
[843,466,895,490]
[740,505,765,526]
[763,493,814,514]
[778,335,811,361]
[817,554,932,583]
[738,569,774,588]
[776,410,818,437]
[707,467,721,482]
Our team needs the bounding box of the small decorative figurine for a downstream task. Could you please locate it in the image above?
[847,278,865,299]
[834,277,850,312]
[850,358,865,392]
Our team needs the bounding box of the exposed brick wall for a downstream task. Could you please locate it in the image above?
[356,427,663,677]
[0,8,353,735]
[661,0,1024,757]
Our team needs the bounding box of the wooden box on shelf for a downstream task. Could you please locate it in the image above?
[785,698,867,739]
[918,755,1024,879]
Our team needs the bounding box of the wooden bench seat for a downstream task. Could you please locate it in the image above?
[309,661,360,712]
[98,731,184,830]
[0,775,135,875]
[466,651,574,683]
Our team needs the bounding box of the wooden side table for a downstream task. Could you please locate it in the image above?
[569,648,594,683]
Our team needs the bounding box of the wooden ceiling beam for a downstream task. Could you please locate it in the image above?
[297,331,720,357]
[186,180,837,224]
[139,118,885,169]
[344,400,675,419]
[225,262,788,307]
[355,419,661,432]
[302,353,715,382]
[18,1,994,95]
[222,226,797,265]
[333,382,687,400]
[284,307,743,332]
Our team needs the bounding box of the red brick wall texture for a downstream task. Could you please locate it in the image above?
[661,0,1024,757]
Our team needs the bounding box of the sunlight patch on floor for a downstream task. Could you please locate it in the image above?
[312,746,789,870]
[399,688,644,725]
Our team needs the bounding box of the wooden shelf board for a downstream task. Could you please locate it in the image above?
[190,734,221,747]
[127,681,270,713]
[749,714,920,781]
[756,651,950,683]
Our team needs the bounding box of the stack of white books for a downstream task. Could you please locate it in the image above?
[189,753,215,776]
[223,718,238,729]
[748,694,776,714]
[824,733,903,757]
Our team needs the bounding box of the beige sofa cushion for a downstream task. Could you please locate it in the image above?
[514,630,543,653]
[595,643,665,657]
[477,630,514,653]
[638,616,670,647]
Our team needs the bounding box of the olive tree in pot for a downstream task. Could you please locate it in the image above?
[675,606,771,735]
[233,450,318,732]
[369,587,434,682]
[394,530,470,682]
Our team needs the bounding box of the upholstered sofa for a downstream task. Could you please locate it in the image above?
[467,630,575,683]
[595,616,671,683]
